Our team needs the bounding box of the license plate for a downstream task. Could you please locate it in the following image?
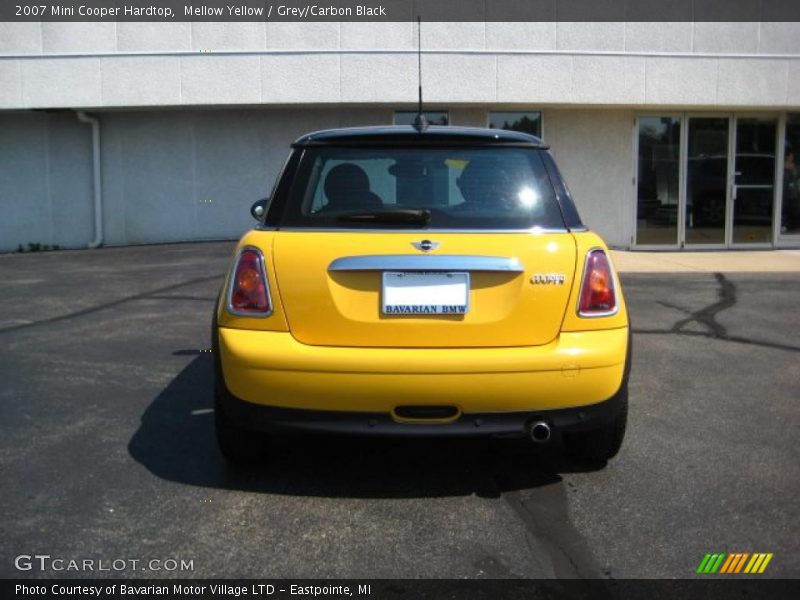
[381,272,470,315]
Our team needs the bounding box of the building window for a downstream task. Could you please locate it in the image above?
[636,116,681,246]
[635,114,783,248]
[488,111,542,138]
[781,114,800,236]
[394,111,449,126]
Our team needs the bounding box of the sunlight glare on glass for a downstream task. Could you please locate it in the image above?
[517,186,539,208]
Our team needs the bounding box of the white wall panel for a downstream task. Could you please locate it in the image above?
[101,57,181,107]
[180,55,261,105]
[41,23,116,54]
[571,56,646,105]
[21,58,102,107]
[4,51,800,110]
[340,23,413,49]
[693,22,760,54]
[116,23,192,52]
[717,58,789,106]
[644,57,718,106]
[497,54,572,104]
[4,21,799,59]
[0,113,51,250]
[486,23,556,51]
[0,60,22,107]
[422,54,495,103]
[545,109,634,247]
[758,22,800,55]
[266,22,339,49]
[624,22,692,53]
[0,22,42,54]
[556,22,625,52]
[97,108,376,247]
[190,23,267,52]
[341,54,415,103]
[421,22,485,49]
[0,112,93,250]
[261,54,340,103]
[788,62,800,105]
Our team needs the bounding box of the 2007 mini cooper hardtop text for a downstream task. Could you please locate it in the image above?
[213,125,630,465]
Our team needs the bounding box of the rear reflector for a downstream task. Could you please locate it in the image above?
[228,247,272,316]
[578,249,617,317]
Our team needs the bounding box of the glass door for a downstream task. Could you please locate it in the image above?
[732,117,777,245]
[634,113,782,249]
[635,117,681,246]
[781,114,800,238]
[685,117,729,246]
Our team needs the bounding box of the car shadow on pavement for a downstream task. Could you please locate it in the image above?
[128,354,605,499]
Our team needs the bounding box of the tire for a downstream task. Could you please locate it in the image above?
[563,383,628,464]
[214,376,270,465]
[212,310,269,465]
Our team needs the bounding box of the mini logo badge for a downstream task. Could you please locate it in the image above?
[412,240,440,252]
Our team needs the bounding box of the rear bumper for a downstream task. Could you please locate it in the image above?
[216,326,629,420]
[219,387,625,437]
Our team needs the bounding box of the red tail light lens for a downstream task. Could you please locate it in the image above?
[228,248,271,316]
[578,249,617,317]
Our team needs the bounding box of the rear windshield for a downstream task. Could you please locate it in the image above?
[279,147,565,230]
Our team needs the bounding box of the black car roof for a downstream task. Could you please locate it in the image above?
[292,125,547,148]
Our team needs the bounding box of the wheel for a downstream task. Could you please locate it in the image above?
[214,376,270,464]
[563,383,628,464]
[212,311,269,465]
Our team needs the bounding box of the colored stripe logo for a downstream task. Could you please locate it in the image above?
[696,553,773,574]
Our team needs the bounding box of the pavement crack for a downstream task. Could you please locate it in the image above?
[0,274,224,336]
[633,272,800,353]
[655,300,692,316]
[670,272,734,338]
[501,484,611,589]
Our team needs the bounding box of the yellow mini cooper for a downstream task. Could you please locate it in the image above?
[213,125,630,465]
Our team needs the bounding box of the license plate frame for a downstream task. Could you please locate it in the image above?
[381,271,470,316]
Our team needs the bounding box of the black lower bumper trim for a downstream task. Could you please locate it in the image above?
[220,391,624,438]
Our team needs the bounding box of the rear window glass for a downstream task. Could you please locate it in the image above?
[279,147,565,230]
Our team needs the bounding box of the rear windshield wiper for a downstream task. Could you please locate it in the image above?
[336,209,432,226]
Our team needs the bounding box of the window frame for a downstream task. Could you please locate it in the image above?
[393,110,450,127]
[486,111,544,140]
[276,145,570,232]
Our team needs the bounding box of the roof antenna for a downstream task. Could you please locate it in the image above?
[412,16,429,132]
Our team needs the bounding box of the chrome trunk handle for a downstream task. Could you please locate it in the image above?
[328,255,524,273]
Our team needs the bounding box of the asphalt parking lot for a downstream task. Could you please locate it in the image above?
[1,242,798,580]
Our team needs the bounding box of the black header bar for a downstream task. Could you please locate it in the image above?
[4,579,800,600]
[3,0,800,22]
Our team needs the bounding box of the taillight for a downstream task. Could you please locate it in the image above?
[228,247,272,316]
[578,249,617,317]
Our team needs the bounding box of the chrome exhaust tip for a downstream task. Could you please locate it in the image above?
[529,421,551,443]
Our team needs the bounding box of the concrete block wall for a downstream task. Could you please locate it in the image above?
[3,51,800,110]
[0,107,395,251]
[3,22,800,55]
[1,21,799,250]
[1,22,800,110]
[0,106,634,251]
[543,109,635,247]
[0,111,93,250]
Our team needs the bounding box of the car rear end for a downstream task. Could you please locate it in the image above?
[213,126,629,463]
